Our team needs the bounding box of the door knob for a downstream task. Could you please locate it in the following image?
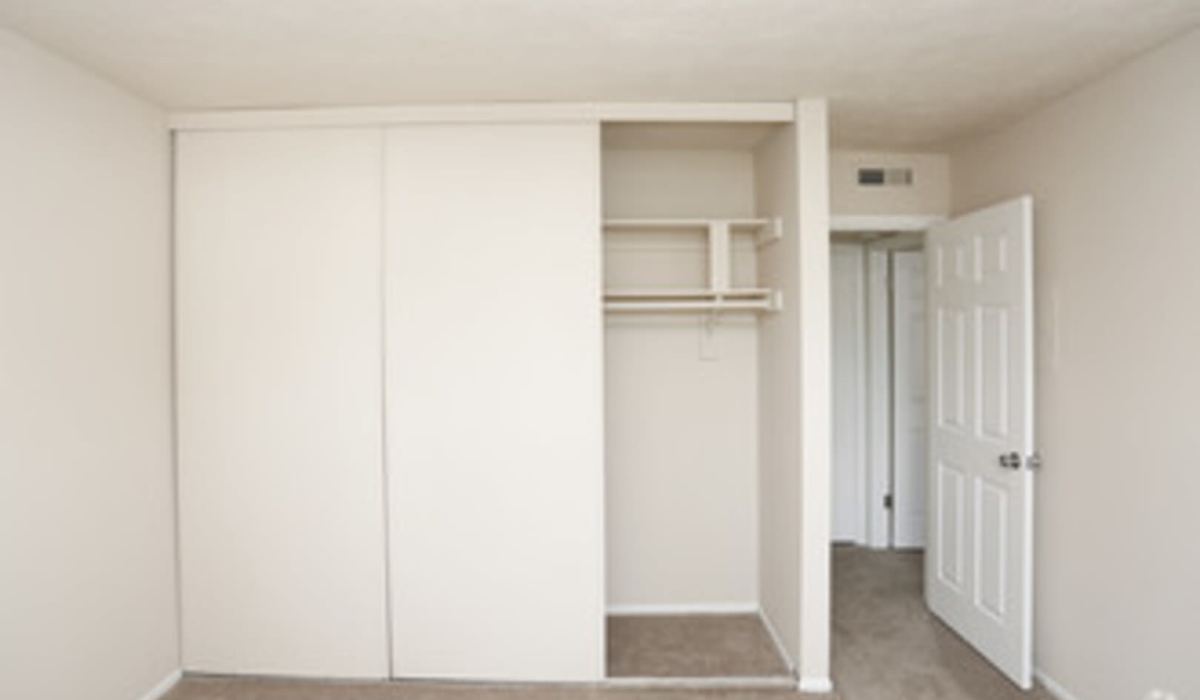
[999,451,1043,470]
[998,452,1022,469]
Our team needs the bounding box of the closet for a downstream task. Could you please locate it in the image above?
[601,123,792,680]
[173,105,825,685]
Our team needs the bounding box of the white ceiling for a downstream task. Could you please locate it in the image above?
[2,0,1198,148]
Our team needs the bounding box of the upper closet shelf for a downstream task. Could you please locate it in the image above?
[603,217,783,247]
[602,216,783,315]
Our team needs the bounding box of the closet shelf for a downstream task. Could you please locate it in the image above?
[602,216,783,314]
[603,217,783,247]
[604,288,782,313]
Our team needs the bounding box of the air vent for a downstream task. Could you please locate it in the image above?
[857,167,914,187]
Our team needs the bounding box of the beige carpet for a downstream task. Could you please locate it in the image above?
[164,547,1057,699]
[607,613,792,678]
[832,546,1052,700]
[167,679,805,700]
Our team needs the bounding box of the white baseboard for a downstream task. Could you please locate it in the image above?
[138,669,182,700]
[798,676,834,694]
[1035,668,1080,700]
[606,602,759,616]
[756,608,796,674]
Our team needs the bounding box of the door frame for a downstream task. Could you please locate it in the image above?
[889,249,928,549]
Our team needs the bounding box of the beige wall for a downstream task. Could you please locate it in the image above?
[602,149,760,609]
[754,125,803,667]
[754,101,832,688]
[831,150,949,217]
[793,101,832,689]
[952,28,1200,700]
[0,28,177,700]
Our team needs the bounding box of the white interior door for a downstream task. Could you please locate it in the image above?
[925,197,1034,688]
[891,251,926,548]
[384,124,605,682]
[831,243,867,543]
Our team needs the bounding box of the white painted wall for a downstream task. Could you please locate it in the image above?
[386,124,605,681]
[175,129,389,677]
[603,149,759,219]
[831,150,950,217]
[951,28,1200,700]
[603,148,760,610]
[0,28,178,700]
[793,101,832,690]
[755,121,801,669]
[830,244,866,544]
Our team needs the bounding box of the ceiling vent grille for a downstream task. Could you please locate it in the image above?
[857,167,914,187]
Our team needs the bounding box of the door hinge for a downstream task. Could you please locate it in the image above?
[884,494,894,509]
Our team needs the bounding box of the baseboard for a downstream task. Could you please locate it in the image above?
[797,676,834,694]
[137,669,182,700]
[1035,668,1080,700]
[756,608,796,674]
[606,602,759,616]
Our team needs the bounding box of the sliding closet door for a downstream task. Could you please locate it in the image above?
[385,124,604,681]
[176,129,388,677]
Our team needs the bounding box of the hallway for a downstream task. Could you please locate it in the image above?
[832,546,1053,699]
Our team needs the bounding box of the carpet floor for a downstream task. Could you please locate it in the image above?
[832,546,1053,700]
[165,547,1055,699]
[166,680,803,700]
[607,613,792,678]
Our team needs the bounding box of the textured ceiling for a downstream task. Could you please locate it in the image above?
[2,0,1198,147]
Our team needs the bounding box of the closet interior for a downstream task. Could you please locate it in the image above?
[601,122,792,681]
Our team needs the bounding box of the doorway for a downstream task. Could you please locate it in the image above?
[831,232,927,550]
[828,197,1037,691]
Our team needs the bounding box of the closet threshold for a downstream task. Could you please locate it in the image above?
[604,675,796,689]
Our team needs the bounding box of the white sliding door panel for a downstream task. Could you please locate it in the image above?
[925,197,1034,688]
[892,251,927,548]
[176,130,388,677]
[385,124,604,681]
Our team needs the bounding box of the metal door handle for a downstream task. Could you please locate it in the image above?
[999,452,1022,469]
[999,451,1043,470]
